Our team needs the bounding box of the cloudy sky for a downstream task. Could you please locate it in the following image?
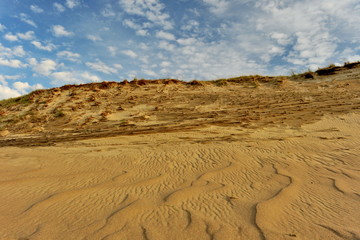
[0,0,360,99]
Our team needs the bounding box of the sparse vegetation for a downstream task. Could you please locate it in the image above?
[213,79,228,86]
[187,80,204,86]
[289,68,314,80]
[53,109,65,118]
[302,71,314,79]
[315,63,341,76]
[344,61,360,69]
[0,94,31,108]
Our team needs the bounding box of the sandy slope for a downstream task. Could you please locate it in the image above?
[1,63,360,143]
[0,112,359,240]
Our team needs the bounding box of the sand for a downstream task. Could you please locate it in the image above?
[0,65,360,239]
[0,112,359,240]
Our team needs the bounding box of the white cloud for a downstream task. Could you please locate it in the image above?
[139,43,149,50]
[203,0,230,15]
[29,58,57,76]
[51,71,104,85]
[101,4,116,17]
[86,60,118,74]
[160,61,171,67]
[19,13,37,27]
[0,85,21,100]
[17,31,35,40]
[31,41,56,51]
[156,31,176,41]
[250,0,360,68]
[66,0,80,9]
[123,19,139,29]
[121,50,138,58]
[107,46,117,56]
[12,46,26,57]
[0,76,6,86]
[181,20,199,32]
[141,36,267,80]
[270,32,291,46]
[285,32,337,66]
[0,58,24,68]
[52,25,73,37]
[0,74,22,86]
[123,19,149,36]
[167,0,357,76]
[5,75,22,80]
[54,3,66,12]
[0,43,25,58]
[81,72,101,82]
[139,56,149,64]
[30,5,44,13]
[51,71,82,85]
[13,81,44,95]
[158,41,175,51]
[136,29,148,36]
[57,51,80,61]
[0,80,44,100]
[113,64,123,69]
[4,33,18,42]
[143,69,157,77]
[177,38,197,45]
[345,55,360,62]
[51,70,106,85]
[0,44,27,68]
[119,0,173,30]
[87,34,102,42]
[0,24,5,32]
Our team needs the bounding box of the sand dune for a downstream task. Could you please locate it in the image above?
[1,64,360,239]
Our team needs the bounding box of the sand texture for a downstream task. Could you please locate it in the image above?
[0,64,360,239]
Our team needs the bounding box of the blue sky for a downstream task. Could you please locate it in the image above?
[0,0,360,99]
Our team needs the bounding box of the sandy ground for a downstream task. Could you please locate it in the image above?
[0,112,359,240]
[1,65,360,239]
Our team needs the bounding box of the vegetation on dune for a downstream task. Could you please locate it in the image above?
[290,61,360,79]
[343,61,360,69]
[0,89,47,108]
[0,94,32,108]
[315,64,341,76]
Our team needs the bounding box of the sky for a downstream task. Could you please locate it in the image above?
[0,0,360,99]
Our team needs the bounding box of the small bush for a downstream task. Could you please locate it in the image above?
[213,79,228,86]
[303,72,314,79]
[187,80,204,86]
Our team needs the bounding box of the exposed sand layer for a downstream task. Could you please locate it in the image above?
[1,77,360,147]
[0,113,359,240]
